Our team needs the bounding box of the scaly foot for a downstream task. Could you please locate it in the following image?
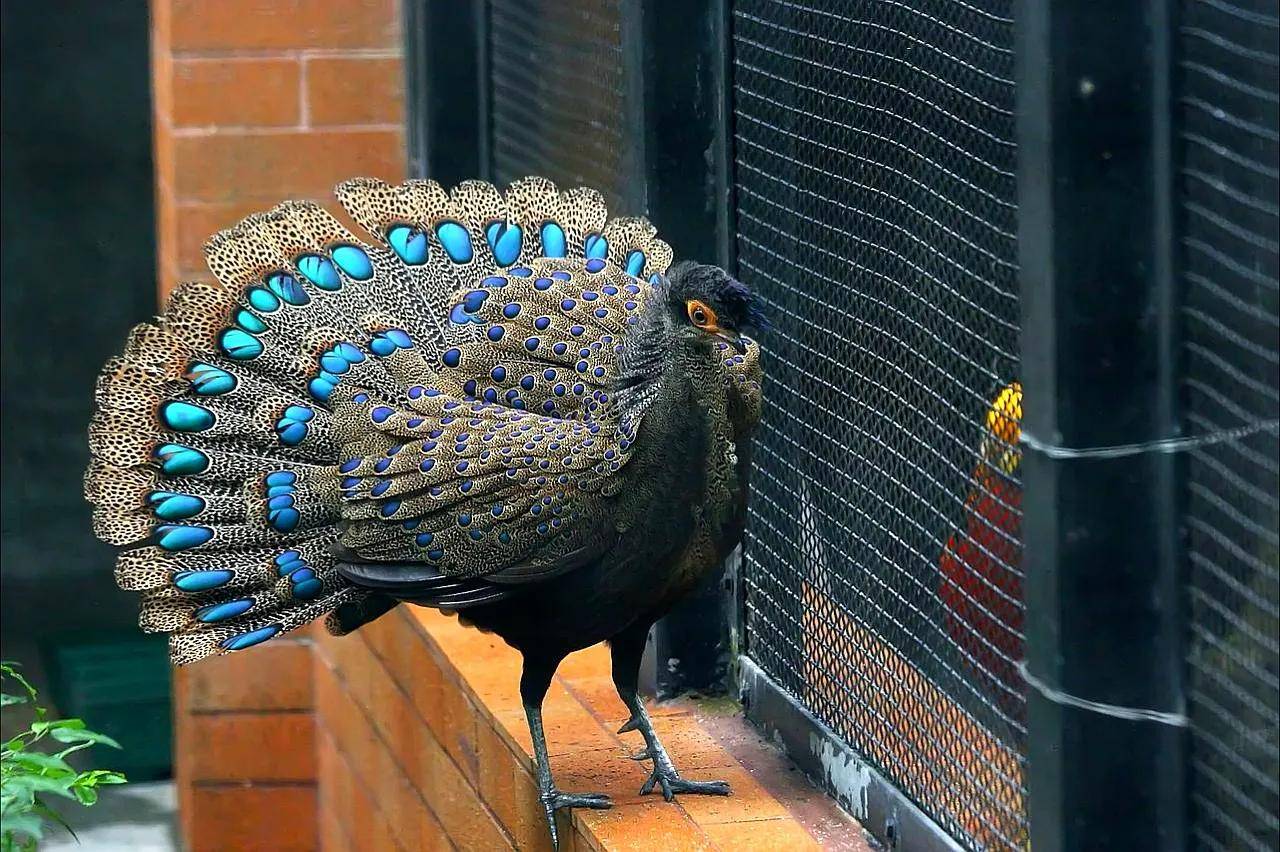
[620,708,733,802]
[639,764,731,801]
[539,788,611,850]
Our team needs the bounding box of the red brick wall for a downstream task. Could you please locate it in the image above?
[150,1,405,848]
[152,0,405,296]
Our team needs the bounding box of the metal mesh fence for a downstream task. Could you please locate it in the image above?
[1177,2,1280,850]
[732,1,1026,849]
[486,0,633,212]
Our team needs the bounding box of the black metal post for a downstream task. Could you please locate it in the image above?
[403,0,486,183]
[1016,1,1186,850]
[636,0,737,698]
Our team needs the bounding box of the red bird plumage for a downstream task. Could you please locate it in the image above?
[939,383,1024,714]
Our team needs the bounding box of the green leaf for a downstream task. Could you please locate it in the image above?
[75,770,127,787]
[48,727,121,749]
[69,786,98,806]
[7,752,75,775]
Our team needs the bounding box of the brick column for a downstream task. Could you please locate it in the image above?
[150,2,405,848]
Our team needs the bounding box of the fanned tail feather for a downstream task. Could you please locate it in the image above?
[85,176,673,664]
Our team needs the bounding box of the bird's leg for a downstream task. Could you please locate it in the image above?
[521,655,611,850]
[610,623,732,801]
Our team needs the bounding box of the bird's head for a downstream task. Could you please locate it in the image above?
[656,261,770,355]
[980,381,1023,476]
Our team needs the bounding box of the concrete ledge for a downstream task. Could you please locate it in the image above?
[314,606,869,851]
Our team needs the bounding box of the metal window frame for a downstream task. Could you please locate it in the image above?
[401,2,1194,848]
[1015,0,1187,849]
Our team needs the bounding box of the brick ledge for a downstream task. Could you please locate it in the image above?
[313,606,870,851]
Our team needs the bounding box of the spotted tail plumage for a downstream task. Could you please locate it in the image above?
[85,176,686,665]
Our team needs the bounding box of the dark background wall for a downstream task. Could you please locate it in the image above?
[1,1,156,639]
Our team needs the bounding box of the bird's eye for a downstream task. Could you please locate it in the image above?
[685,299,719,331]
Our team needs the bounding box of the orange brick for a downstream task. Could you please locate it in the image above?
[172,128,403,204]
[172,58,301,128]
[186,712,316,782]
[170,0,399,51]
[188,785,318,852]
[575,802,714,852]
[669,764,791,828]
[306,57,403,126]
[182,641,314,711]
[701,818,824,851]
[476,714,551,851]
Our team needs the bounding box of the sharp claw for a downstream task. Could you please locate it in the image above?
[617,715,642,734]
[639,770,733,800]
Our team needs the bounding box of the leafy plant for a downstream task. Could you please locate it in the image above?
[1,662,126,851]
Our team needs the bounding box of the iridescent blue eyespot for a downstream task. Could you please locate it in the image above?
[154,444,210,476]
[371,407,394,424]
[387,225,428,265]
[442,348,462,368]
[491,365,507,382]
[174,570,234,593]
[436,222,473,263]
[290,570,322,600]
[155,524,214,551]
[416,532,434,547]
[584,233,608,259]
[220,625,281,651]
[148,491,205,521]
[219,328,263,360]
[485,221,523,266]
[534,277,554,291]
[331,244,373,280]
[187,363,237,396]
[234,309,267,334]
[585,258,606,273]
[161,401,214,433]
[296,254,341,290]
[268,505,300,533]
[541,222,567,257]
[247,287,281,313]
[267,272,310,305]
[488,326,505,342]
[625,250,646,277]
[503,304,521,319]
[196,598,253,623]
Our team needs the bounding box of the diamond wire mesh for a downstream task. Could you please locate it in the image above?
[487,0,632,212]
[1177,2,1280,850]
[732,2,1026,848]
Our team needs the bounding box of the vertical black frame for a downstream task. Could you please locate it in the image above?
[1016,1,1187,850]
[404,0,487,184]
[635,0,739,699]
